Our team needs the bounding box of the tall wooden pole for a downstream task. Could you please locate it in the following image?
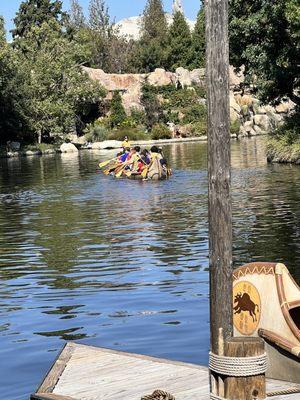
[205,3,267,399]
[205,0,233,368]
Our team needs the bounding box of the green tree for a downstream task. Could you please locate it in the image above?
[167,11,192,71]
[0,17,27,143]
[12,0,66,49]
[141,84,164,130]
[19,19,105,143]
[86,0,132,73]
[69,0,86,29]
[191,6,205,69]
[229,0,300,105]
[135,0,169,72]
[109,91,126,128]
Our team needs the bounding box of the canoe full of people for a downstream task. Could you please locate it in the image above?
[98,137,172,181]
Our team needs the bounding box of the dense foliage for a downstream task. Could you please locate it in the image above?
[229,0,300,106]
[133,0,169,72]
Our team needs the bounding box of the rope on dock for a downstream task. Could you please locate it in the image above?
[267,386,300,397]
[209,351,268,377]
[141,390,176,400]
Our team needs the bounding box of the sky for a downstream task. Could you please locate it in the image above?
[1,0,200,36]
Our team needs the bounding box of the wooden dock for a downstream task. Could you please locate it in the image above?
[31,343,299,400]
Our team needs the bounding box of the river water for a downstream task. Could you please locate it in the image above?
[0,138,299,399]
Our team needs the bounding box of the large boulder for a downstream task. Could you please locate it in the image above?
[190,68,205,86]
[91,140,122,150]
[253,114,270,131]
[275,102,290,114]
[60,143,78,153]
[176,67,192,87]
[148,68,174,86]
[230,93,241,122]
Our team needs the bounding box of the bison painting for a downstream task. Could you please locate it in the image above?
[234,292,259,322]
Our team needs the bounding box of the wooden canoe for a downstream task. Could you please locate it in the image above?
[233,262,300,383]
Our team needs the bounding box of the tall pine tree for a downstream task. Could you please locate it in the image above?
[135,0,169,72]
[167,10,192,71]
[12,0,66,47]
[191,6,205,69]
[69,0,86,29]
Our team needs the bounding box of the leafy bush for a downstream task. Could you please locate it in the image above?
[182,104,206,124]
[130,108,146,126]
[271,111,300,144]
[230,120,241,136]
[151,124,172,140]
[84,121,109,142]
[107,127,149,141]
[109,91,127,128]
[190,120,207,136]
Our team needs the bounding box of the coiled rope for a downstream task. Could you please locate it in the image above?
[141,390,176,400]
[209,352,268,377]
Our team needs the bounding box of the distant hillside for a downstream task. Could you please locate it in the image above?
[116,13,196,41]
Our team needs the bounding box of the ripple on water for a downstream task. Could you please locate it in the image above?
[0,138,299,399]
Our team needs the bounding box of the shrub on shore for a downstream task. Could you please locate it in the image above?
[266,111,300,164]
[151,124,172,140]
[107,127,149,141]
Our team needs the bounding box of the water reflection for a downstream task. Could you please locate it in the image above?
[0,138,299,399]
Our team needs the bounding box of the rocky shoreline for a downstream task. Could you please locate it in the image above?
[1,134,250,159]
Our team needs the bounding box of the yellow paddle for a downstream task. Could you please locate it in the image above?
[98,157,117,169]
[115,165,126,178]
[141,167,148,179]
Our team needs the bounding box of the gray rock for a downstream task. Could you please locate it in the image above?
[244,120,254,133]
[7,151,19,158]
[91,140,122,150]
[24,150,42,156]
[254,114,270,131]
[60,143,78,153]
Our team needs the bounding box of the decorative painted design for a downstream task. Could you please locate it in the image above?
[233,281,261,335]
[233,264,275,281]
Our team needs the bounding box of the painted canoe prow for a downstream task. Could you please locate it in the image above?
[233,262,300,383]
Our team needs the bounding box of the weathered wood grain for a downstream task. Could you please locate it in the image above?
[31,394,77,400]
[205,0,233,358]
[37,342,76,394]
[32,343,300,400]
[224,337,266,400]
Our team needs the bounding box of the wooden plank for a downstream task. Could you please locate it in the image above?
[37,342,76,394]
[31,394,77,400]
[33,343,299,400]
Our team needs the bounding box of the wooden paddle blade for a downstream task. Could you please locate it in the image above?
[141,167,148,178]
[115,166,125,178]
[99,160,110,168]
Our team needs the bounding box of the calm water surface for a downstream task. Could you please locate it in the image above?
[0,138,299,399]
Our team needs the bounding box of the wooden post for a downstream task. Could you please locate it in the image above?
[225,338,266,400]
[205,0,232,354]
[205,1,267,398]
[205,0,232,397]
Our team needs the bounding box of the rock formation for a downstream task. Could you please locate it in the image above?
[83,66,295,138]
